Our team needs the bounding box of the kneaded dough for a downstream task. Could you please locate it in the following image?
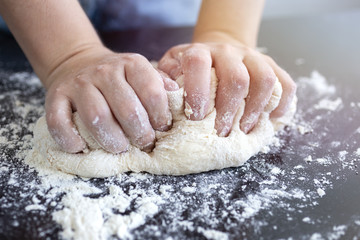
[33,69,296,178]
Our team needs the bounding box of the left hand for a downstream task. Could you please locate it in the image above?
[158,42,296,136]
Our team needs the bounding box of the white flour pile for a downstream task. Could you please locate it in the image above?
[0,70,360,239]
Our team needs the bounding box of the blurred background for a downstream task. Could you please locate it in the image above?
[1,0,360,32]
[263,0,360,19]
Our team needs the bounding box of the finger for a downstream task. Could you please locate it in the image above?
[45,94,86,153]
[158,57,182,80]
[158,45,187,79]
[157,69,179,91]
[240,55,277,134]
[124,54,172,131]
[73,81,129,154]
[213,53,250,137]
[264,56,297,118]
[94,63,155,151]
[181,46,212,120]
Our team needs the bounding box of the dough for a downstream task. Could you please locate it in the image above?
[32,69,296,178]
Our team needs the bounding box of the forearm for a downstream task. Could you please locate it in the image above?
[0,0,103,85]
[193,0,265,48]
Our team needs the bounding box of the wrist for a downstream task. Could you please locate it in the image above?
[193,30,257,48]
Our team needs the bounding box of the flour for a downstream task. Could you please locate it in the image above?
[317,188,326,197]
[197,227,229,240]
[314,97,343,111]
[32,69,296,177]
[297,71,336,96]
[1,69,360,239]
[355,148,360,156]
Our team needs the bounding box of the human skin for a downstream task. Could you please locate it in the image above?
[0,0,296,153]
[159,0,297,136]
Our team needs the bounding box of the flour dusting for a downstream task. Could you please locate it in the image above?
[1,69,360,239]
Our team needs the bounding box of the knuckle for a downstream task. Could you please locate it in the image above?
[167,44,188,54]
[47,83,67,97]
[230,70,250,92]
[184,52,210,66]
[188,42,204,49]
[217,43,234,53]
[73,75,89,88]
[183,48,211,66]
[262,71,277,87]
[263,55,275,64]
[124,53,151,71]
[127,53,147,63]
[95,64,111,74]
[53,86,64,95]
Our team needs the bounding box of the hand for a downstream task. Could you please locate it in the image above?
[158,42,296,136]
[45,46,176,154]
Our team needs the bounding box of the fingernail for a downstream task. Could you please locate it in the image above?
[141,140,155,153]
[112,141,129,154]
[243,124,251,134]
[156,111,173,132]
[241,122,254,134]
[240,112,259,134]
[192,103,207,121]
[157,123,172,132]
[218,129,228,137]
[217,125,230,137]
[194,104,206,121]
[76,147,89,154]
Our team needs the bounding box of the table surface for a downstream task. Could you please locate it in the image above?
[1,10,360,240]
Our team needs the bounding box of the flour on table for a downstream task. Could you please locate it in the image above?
[3,69,359,240]
[32,69,296,177]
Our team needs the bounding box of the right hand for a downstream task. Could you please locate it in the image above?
[44,46,177,154]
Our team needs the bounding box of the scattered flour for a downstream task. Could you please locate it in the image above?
[197,227,229,240]
[297,71,336,96]
[182,186,197,194]
[303,217,312,224]
[355,148,360,156]
[304,155,313,162]
[0,69,359,240]
[317,188,326,197]
[314,98,343,111]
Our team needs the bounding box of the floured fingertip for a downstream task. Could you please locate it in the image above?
[240,112,260,134]
[163,77,179,91]
[49,128,87,153]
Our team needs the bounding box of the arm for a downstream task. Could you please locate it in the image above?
[159,0,296,136]
[0,0,174,153]
[0,0,101,85]
[194,0,264,48]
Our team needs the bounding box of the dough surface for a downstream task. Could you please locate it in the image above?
[33,69,296,178]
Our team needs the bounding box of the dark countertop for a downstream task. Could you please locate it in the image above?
[1,10,360,240]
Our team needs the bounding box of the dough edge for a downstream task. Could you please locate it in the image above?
[32,69,296,178]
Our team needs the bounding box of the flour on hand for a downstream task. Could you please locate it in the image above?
[32,69,296,177]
